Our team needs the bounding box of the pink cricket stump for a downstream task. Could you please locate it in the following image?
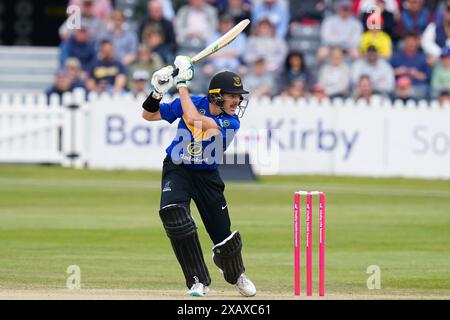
[306,193,313,296]
[294,193,300,296]
[319,193,326,296]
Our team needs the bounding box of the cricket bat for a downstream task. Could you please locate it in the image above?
[160,19,250,83]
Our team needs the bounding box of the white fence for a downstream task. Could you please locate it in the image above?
[1,89,449,179]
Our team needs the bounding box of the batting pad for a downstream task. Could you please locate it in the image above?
[159,204,211,288]
[212,230,245,285]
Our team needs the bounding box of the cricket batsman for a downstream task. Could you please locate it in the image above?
[141,56,256,297]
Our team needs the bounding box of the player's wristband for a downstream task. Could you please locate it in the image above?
[176,81,188,89]
[142,91,161,113]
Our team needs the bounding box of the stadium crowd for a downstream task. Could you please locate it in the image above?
[47,0,450,104]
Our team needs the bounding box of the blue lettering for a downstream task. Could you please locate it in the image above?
[107,115,126,145]
[300,130,313,150]
[341,131,359,160]
[318,120,337,152]
[131,126,151,146]
[266,118,359,160]
[267,119,285,150]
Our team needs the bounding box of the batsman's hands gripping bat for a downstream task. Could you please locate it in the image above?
[151,65,174,98]
[173,56,194,89]
[158,19,250,85]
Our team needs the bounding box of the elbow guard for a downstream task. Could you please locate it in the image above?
[142,92,161,113]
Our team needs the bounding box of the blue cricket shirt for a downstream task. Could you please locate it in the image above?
[159,96,240,171]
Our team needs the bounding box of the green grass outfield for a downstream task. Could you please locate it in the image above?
[0,165,449,299]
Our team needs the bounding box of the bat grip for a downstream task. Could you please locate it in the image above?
[157,67,179,85]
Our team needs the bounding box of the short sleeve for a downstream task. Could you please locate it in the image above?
[159,98,183,124]
[213,117,240,137]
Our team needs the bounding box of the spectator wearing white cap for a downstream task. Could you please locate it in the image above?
[130,70,151,96]
[63,58,87,89]
[317,0,363,64]
[127,44,165,90]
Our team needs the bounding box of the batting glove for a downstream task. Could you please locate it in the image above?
[174,56,194,89]
[151,66,174,98]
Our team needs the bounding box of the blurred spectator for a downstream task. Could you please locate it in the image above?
[395,0,432,39]
[289,0,327,25]
[46,70,74,102]
[352,75,380,101]
[281,79,309,99]
[361,0,396,41]
[318,47,351,98]
[142,25,175,64]
[391,32,430,99]
[64,25,97,72]
[127,45,165,89]
[311,84,329,101]
[392,76,416,102]
[243,18,288,72]
[317,0,363,63]
[202,15,247,77]
[251,0,290,38]
[130,70,151,96]
[87,39,127,93]
[438,89,450,104]
[360,16,393,58]
[219,0,252,35]
[138,0,176,62]
[421,4,450,65]
[63,58,87,89]
[98,10,139,66]
[357,0,399,14]
[59,0,107,42]
[243,58,275,97]
[355,0,399,17]
[175,0,219,47]
[276,51,312,94]
[351,45,395,95]
[68,0,113,22]
[135,0,175,21]
[431,47,450,97]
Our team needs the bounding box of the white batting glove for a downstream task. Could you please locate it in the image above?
[151,66,174,98]
[174,56,194,89]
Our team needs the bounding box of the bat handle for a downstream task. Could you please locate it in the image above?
[157,67,179,85]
